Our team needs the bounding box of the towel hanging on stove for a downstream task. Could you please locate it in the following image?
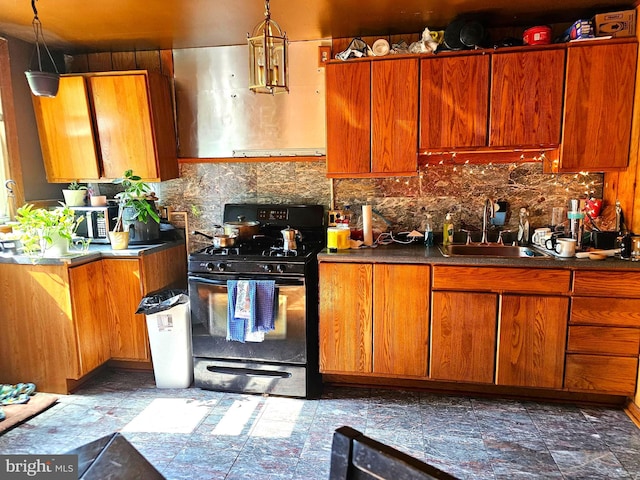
[226,280,276,343]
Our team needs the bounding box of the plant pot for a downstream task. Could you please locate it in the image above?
[25,71,60,97]
[63,189,87,207]
[41,231,69,258]
[109,230,130,250]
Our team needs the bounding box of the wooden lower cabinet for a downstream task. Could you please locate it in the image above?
[373,264,430,376]
[431,291,497,383]
[318,262,430,377]
[431,266,571,389]
[496,295,568,389]
[566,277,640,396]
[0,261,110,393]
[319,262,373,373]
[0,243,187,394]
[104,244,188,362]
[565,355,638,395]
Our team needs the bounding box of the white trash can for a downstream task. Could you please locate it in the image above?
[138,291,193,388]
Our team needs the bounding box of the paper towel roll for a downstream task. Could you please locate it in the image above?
[363,205,373,246]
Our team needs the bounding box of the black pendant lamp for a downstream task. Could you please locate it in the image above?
[24,0,60,97]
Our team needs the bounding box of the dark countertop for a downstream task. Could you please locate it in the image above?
[318,243,640,270]
[0,239,185,266]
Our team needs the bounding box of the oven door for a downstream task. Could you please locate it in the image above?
[188,274,307,364]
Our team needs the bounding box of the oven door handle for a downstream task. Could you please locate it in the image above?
[188,275,304,287]
[207,366,292,379]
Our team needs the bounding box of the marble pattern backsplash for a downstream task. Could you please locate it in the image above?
[154,160,603,252]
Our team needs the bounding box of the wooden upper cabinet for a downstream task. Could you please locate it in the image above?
[490,49,565,147]
[90,74,157,179]
[32,76,101,181]
[371,58,418,175]
[326,58,418,177]
[373,264,429,377]
[420,55,489,149]
[326,61,371,175]
[32,71,178,182]
[560,41,638,172]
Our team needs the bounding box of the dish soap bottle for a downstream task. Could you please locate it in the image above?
[424,214,434,247]
[443,213,454,245]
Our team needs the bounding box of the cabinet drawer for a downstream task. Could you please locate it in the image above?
[565,354,638,395]
[432,266,570,294]
[570,297,640,327]
[573,270,640,297]
[567,326,640,356]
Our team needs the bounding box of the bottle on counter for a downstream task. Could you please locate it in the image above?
[442,213,454,245]
[424,214,434,247]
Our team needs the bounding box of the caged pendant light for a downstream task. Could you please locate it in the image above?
[247,0,289,94]
[24,0,60,97]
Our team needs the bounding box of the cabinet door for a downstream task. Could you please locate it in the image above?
[371,59,418,174]
[490,50,564,147]
[31,76,101,182]
[89,74,158,179]
[420,55,489,149]
[373,264,429,376]
[560,42,637,171]
[68,261,111,377]
[102,258,150,361]
[326,62,371,175]
[319,262,373,373]
[431,291,497,383]
[496,295,568,389]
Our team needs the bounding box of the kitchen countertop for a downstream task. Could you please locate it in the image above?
[318,243,640,270]
[0,239,185,266]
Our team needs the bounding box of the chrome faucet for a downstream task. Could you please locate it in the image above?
[481,198,495,244]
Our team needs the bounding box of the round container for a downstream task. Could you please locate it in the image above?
[372,39,390,56]
[327,227,350,251]
[523,26,552,45]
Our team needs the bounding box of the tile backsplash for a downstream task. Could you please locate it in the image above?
[154,160,603,252]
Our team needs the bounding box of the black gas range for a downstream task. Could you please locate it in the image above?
[187,203,325,398]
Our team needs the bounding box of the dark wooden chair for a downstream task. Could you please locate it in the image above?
[329,426,459,480]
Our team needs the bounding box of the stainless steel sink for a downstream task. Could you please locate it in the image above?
[438,243,552,258]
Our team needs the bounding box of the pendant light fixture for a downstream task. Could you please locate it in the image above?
[24,0,60,97]
[247,0,289,94]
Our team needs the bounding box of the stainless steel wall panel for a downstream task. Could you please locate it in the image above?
[173,40,327,158]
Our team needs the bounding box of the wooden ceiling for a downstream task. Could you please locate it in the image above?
[0,0,635,52]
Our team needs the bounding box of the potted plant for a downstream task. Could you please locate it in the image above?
[15,203,84,258]
[111,170,160,249]
[62,181,87,207]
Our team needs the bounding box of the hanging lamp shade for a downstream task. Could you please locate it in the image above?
[24,0,59,97]
[247,0,289,94]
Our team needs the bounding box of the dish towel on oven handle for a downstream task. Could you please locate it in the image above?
[226,280,276,342]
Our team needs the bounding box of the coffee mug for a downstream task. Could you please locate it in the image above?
[531,227,551,246]
[554,238,576,257]
[544,235,557,251]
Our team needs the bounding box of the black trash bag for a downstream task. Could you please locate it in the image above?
[136,289,189,315]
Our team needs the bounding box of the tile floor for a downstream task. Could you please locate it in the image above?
[1,369,640,479]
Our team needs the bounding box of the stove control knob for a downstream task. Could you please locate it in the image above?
[276,264,287,273]
[217,263,228,272]
[261,264,273,273]
[205,262,215,272]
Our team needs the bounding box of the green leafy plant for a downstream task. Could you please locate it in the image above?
[66,181,87,191]
[15,203,84,257]
[112,170,160,232]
